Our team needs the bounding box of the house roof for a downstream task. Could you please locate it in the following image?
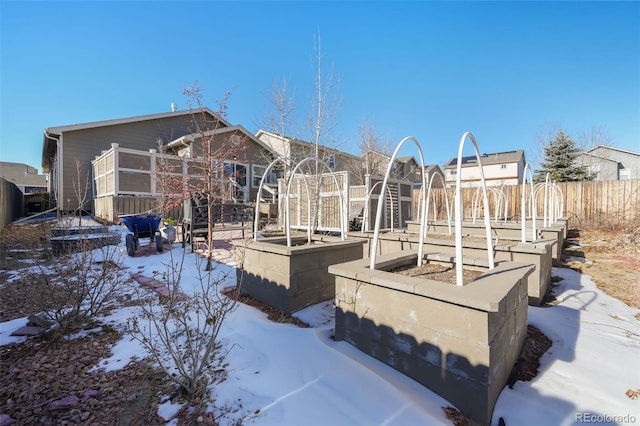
[42,109,229,171]
[0,162,48,187]
[361,151,419,165]
[423,164,444,174]
[166,125,275,155]
[576,151,620,164]
[586,145,640,157]
[444,149,525,169]
[44,108,229,135]
[396,156,418,164]
[255,129,360,160]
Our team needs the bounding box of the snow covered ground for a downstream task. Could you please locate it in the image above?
[1,222,639,425]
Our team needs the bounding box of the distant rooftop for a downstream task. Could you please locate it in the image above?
[444,150,525,168]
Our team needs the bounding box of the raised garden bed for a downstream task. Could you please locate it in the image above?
[405,219,566,263]
[329,251,534,425]
[234,235,366,314]
[50,227,121,255]
[350,230,552,306]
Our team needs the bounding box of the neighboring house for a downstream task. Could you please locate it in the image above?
[443,150,526,188]
[255,130,361,179]
[420,164,446,188]
[42,109,275,213]
[0,162,48,194]
[165,125,275,202]
[575,145,640,181]
[360,150,442,186]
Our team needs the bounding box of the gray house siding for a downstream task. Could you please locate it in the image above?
[577,146,640,181]
[50,114,220,211]
[577,155,619,181]
[186,129,275,202]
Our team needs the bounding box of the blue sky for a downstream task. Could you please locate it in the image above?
[1,1,639,173]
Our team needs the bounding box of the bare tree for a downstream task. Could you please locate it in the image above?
[533,122,565,169]
[308,29,342,168]
[349,119,391,185]
[127,84,249,406]
[576,125,613,152]
[158,83,246,270]
[262,78,296,174]
[305,29,344,233]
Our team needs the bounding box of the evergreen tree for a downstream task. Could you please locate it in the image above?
[534,130,593,182]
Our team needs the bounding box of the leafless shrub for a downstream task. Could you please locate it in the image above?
[127,244,242,402]
[24,234,128,331]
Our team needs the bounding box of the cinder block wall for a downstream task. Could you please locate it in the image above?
[350,232,552,306]
[331,257,531,425]
[238,236,366,313]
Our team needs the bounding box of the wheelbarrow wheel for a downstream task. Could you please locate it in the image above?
[155,232,163,253]
[125,234,136,257]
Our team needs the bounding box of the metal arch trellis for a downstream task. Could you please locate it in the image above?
[285,157,348,247]
[415,171,452,235]
[370,136,428,270]
[521,163,537,243]
[360,180,396,233]
[253,156,308,239]
[454,132,495,287]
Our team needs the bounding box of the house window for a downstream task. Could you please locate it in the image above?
[449,169,457,175]
[391,162,398,174]
[328,155,335,170]
[252,165,277,187]
[619,169,631,180]
[222,160,246,186]
[501,164,507,169]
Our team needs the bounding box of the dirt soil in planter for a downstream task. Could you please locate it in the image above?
[392,263,483,285]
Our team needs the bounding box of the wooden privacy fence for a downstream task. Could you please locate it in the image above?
[413,179,640,228]
[0,177,23,232]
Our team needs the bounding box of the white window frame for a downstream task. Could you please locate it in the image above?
[619,169,631,180]
[252,164,267,188]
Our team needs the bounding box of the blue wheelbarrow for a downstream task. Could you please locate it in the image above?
[119,213,163,256]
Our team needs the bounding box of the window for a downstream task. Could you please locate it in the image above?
[449,169,457,175]
[501,164,507,169]
[619,169,631,180]
[252,165,276,187]
[328,155,335,170]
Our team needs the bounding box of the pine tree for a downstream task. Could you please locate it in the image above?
[534,130,592,182]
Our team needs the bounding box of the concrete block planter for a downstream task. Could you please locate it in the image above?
[350,230,552,306]
[405,220,565,263]
[50,226,121,255]
[235,235,366,314]
[329,252,534,425]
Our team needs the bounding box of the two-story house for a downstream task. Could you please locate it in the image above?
[575,145,640,181]
[360,150,444,187]
[443,150,526,188]
[255,130,361,179]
